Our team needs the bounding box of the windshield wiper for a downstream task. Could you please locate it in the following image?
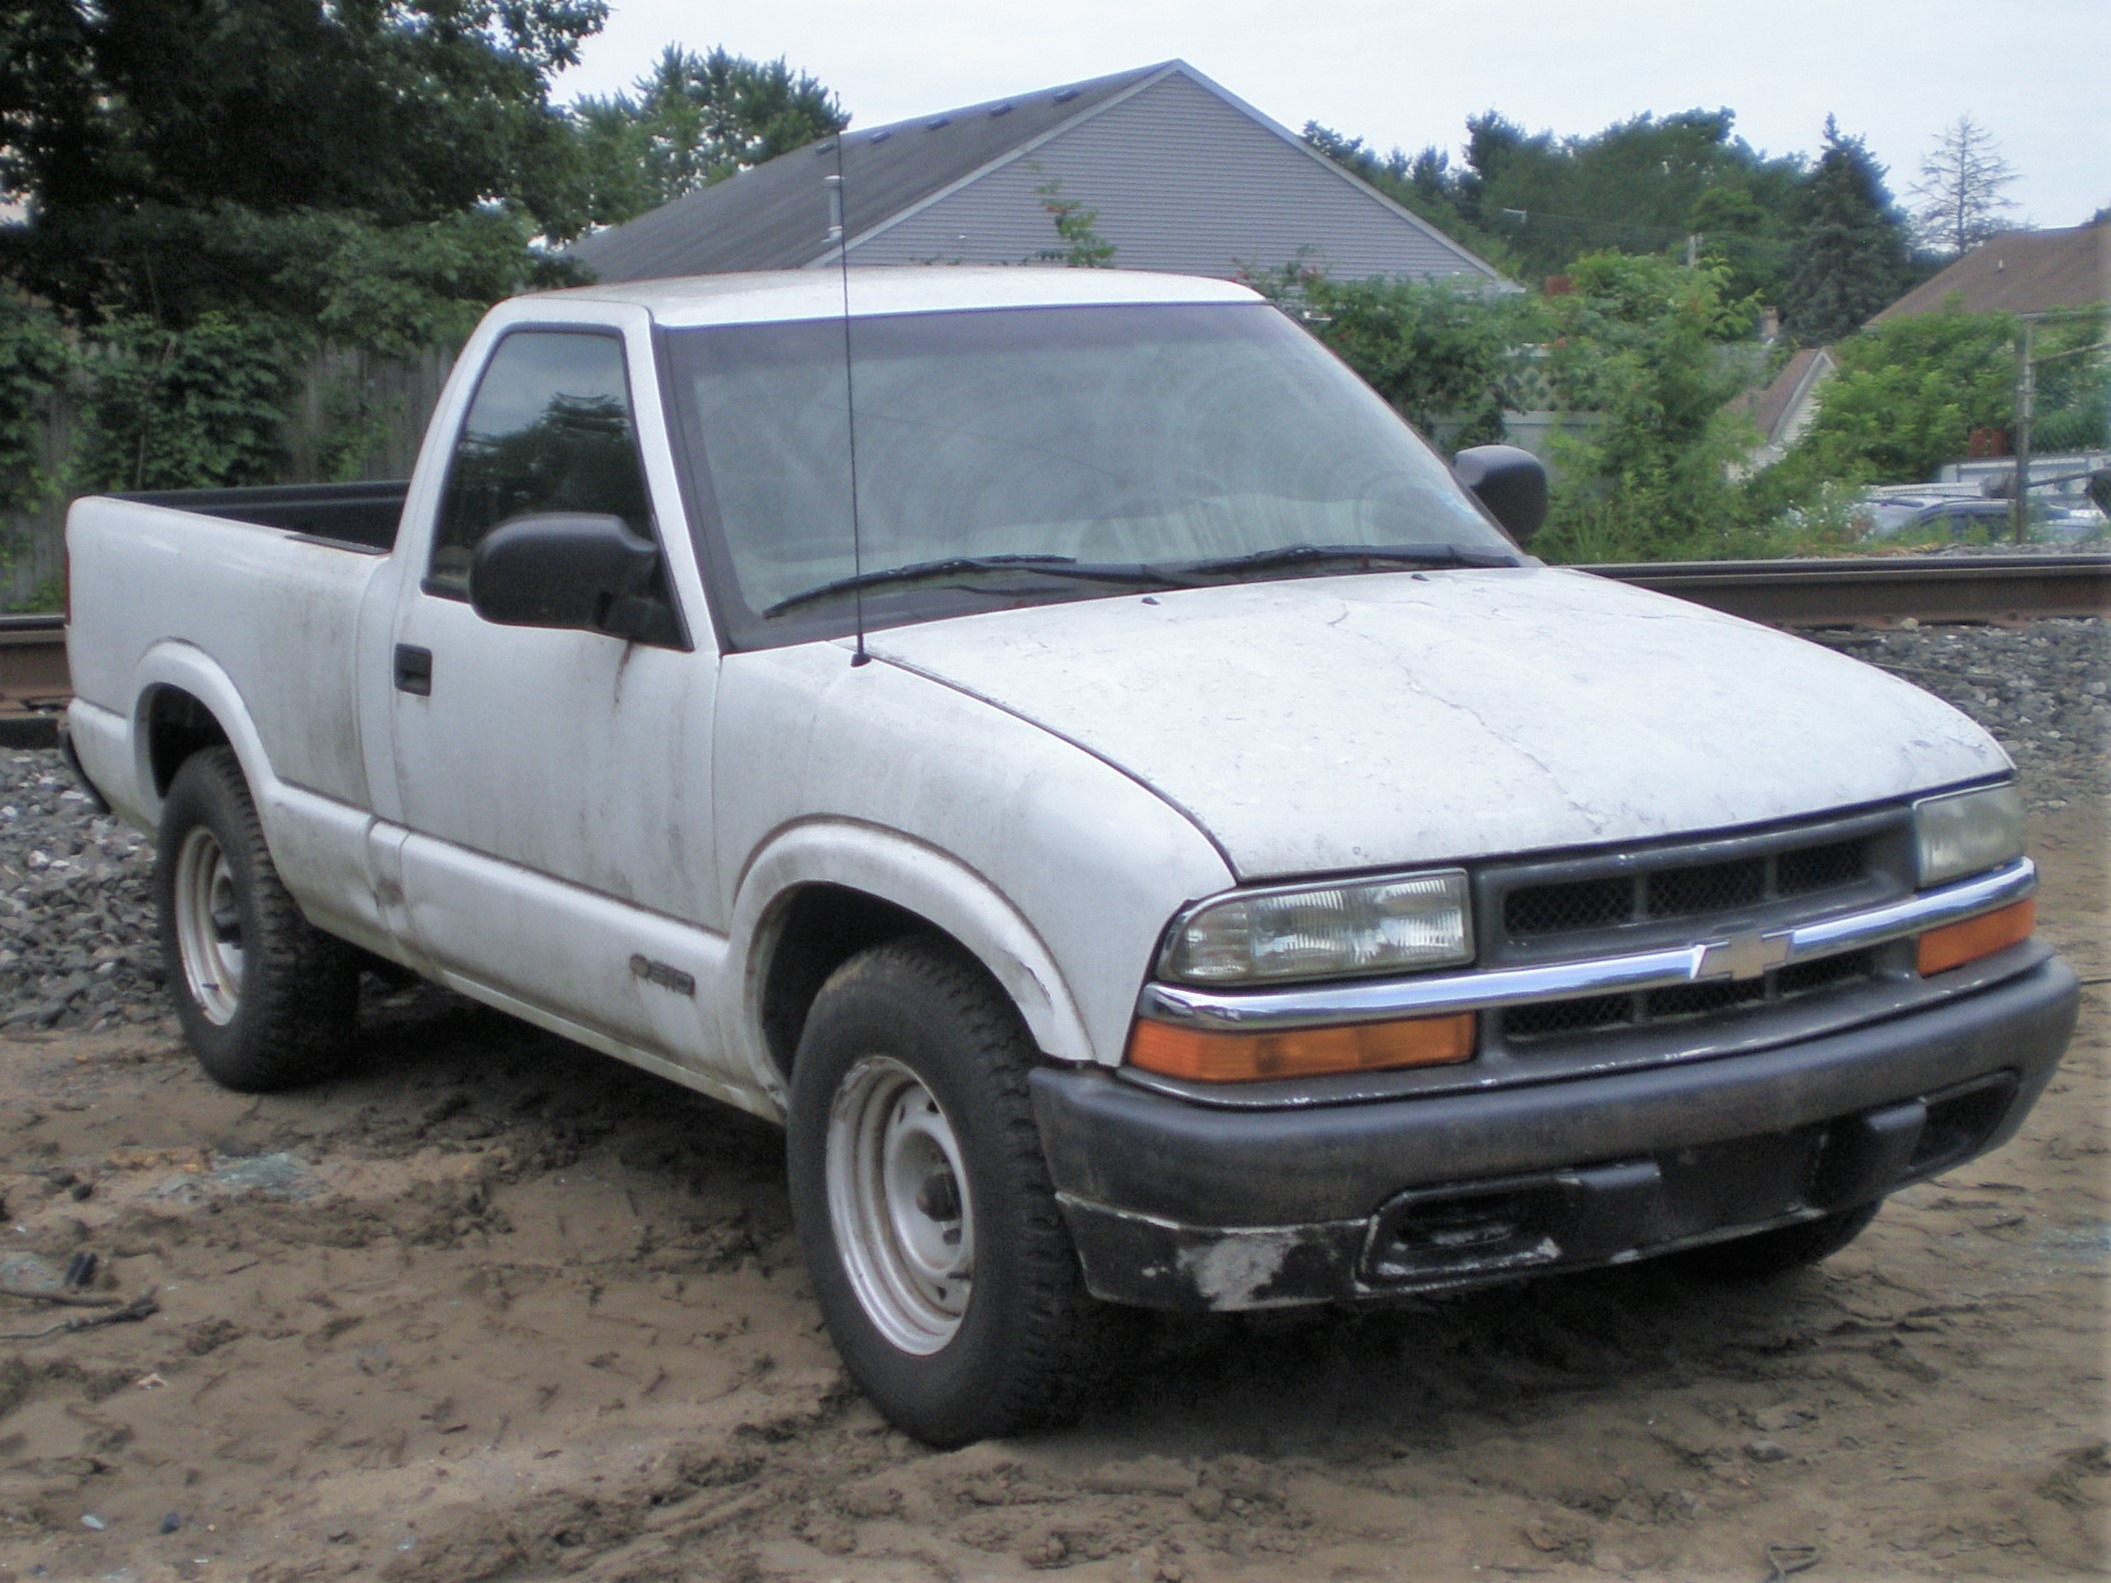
[763,554,1185,617]
[1177,542,1520,579]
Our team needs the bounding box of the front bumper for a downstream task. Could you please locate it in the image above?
[1030,955,2079,1310]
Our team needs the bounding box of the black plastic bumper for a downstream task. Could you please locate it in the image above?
[1029,958,2079,1310]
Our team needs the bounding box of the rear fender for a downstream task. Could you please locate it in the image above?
[121,640,385,949]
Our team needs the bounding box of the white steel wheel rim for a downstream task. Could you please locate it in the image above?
[173,826,244,1025]
[824,1055,975,1355]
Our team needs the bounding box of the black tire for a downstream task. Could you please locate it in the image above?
[155,745,359,1091]
[1667,1202,1882,1282]
[786,936,1098,1447]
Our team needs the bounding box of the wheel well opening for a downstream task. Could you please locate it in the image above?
[760,886,942,1080]
[144,687,230,797]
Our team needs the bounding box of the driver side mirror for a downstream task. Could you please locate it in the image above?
[469,513,672,643]
[1452,445,1547,548]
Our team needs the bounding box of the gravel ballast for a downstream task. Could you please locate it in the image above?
[3,616,2105,1034]
[1805,616,2110,810]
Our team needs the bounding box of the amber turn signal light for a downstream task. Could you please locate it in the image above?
[1917,898,2035,977]
[1127,1012,1476,1083]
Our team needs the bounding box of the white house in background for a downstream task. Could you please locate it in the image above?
[565,61,1505,288]
[1737,346,1839,470]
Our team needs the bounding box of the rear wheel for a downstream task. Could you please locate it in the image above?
[1668,1202,1882,1281]
[787,937,1098,1446]
[155,746,359,1091]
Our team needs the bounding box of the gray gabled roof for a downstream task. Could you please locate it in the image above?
[565,63,1168,282]
[565,61,1502,287]
[1871,219,2108,325]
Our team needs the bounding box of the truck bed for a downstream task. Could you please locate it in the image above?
[114,481,408,553]
[65,485,403,824]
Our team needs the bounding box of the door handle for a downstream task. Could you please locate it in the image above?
[394,644,433,696]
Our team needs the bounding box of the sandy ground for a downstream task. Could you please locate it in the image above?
[0,802,2104,1583]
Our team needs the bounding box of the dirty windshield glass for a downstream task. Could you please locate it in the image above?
[661,301,1515,648]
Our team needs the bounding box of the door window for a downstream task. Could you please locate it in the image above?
[430,331,656,590]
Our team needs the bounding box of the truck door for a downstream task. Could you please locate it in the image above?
[385,325,732,1076]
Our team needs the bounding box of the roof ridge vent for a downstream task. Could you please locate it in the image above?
[867,129,891,144]
[989,101,1013,117]
[925,114,951,130]
[1052,87,1080,103]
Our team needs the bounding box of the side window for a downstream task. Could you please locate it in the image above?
[430,331,655,590]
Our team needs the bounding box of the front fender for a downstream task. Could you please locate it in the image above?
[726,818,1096,1106]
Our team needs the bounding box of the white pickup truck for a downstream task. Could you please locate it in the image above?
[63,269,2077,1446]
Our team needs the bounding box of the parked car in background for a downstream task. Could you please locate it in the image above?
[1857,481,2107,542]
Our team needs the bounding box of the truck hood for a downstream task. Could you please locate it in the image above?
[863,568,2008,881]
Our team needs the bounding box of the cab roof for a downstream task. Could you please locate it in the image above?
[533,266,1261,329]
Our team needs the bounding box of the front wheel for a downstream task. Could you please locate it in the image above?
[787,938,1098,1446]
[155,746,359,1091]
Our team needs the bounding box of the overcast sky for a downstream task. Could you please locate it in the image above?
[558,0,2108,234]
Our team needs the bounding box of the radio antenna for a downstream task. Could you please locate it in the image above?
[825,141,870,667]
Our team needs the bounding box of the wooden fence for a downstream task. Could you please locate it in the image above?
[1,343,458,608]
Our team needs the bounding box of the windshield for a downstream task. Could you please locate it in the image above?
[660,301,1517,648]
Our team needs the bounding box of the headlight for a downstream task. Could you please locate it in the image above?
[1162,870,1474,985]
[1914,783,2027,888]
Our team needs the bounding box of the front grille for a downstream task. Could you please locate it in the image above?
[1777,839,1863,897]
[1487,815,1903,1055]
[1775,949,1877,996]
[1648,976,1770,1022]
[1649,857,1765,919]
[1503,993,1635,1041]
[1503,949,1880,1046]
[1504,877,1629,936]
[1503,836,1870,942]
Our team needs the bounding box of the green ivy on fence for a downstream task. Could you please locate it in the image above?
[0,295,72,516]
[74,314,302,494]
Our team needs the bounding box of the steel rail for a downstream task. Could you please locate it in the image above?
[0,613,70,747]
[2,555,2106,748]
[1585,553,2111,626]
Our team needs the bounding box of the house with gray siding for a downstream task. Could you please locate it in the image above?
[566,61,1503,287]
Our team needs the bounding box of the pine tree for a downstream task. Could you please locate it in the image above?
[1782,117,1912,345]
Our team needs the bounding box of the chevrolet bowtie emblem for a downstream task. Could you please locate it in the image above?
[1699,929,1794,981]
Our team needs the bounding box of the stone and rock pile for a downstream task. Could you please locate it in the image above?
[0,757,160,1033]
[1808,617,2109,810]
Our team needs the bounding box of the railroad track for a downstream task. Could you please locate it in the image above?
[5,554,2107,748]
[1596,553,2111,628]
[0,611,70,749]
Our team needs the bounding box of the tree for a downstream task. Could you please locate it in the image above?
[1309,109,1807,304]
[1033,177,1115,268]
[0,0,605,328]
[569,45,845,228]
[74,312,303,491]
[1299,123,1508,265]
[0,0,616,497]
[1243,257,1534,445]
[1909,115,2019,257]
[1781,117,1912,345]
[1762,305,2108,494]
[1536,251,1760,560]
[0,289,70,512]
